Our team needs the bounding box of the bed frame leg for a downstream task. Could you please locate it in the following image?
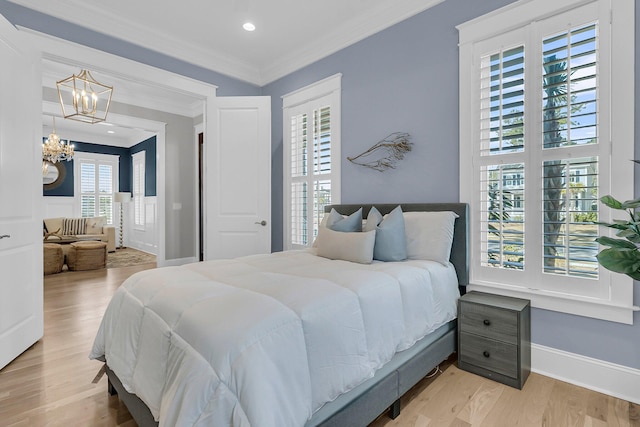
[107,379,118,396]
[389,399,401,419]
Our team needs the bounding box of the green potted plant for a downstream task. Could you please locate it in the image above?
[596,195,640,280]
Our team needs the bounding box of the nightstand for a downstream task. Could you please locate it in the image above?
[457,291,531,389]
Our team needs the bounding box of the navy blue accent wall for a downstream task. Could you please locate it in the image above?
[130,136,157,196]
[42,138,157,196]
[75,142,131,192]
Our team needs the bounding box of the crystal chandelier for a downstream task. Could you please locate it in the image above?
[42,117,74,164]
[56,69,113,124]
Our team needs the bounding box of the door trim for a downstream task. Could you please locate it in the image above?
[22,29,217,266]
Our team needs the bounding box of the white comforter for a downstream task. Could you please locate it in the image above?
[90,250,459,427]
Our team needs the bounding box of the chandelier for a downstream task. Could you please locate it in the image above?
[56,69,113,124]
[42,117,74,164]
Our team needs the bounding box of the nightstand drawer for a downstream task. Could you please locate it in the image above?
[458,332,518,378]
[459,301,518,344]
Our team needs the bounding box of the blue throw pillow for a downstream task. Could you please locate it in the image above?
[326,208,363,232]
[366,206,408,262]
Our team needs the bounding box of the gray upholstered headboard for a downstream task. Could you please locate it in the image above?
[325,203,469,287]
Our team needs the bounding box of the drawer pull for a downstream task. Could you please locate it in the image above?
[483,351,490,358]
[483,319,491,326]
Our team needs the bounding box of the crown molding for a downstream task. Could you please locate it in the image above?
[9,0,262,84]
[10,0,443,87]
[260,0,444,84]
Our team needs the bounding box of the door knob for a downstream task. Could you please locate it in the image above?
[255,220,267,226]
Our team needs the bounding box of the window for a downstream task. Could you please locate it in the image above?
[458,0,635,323]
[75,152,119,224]
[282,74,341,250]
[132,151,145,229]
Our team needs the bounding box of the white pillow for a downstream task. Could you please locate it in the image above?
[403,211,458,264]
[311,213,331,248]
[316,227,376,264]
[85,216,106,234]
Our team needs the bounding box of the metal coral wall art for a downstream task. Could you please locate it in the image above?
[347,132,412,172]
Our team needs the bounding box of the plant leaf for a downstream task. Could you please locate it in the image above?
[621,198,640,209]
[612,219,631,226]
[595,236,638,249]
[596,248,640,275]
[600,195,623,210]
[595,223,628,232]
[616,228,640,239]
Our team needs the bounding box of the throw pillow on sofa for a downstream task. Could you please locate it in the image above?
[86,216,106,234]
[62,218,86,235]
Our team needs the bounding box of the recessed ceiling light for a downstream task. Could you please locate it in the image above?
[107,130,115,134]
[243,22,256,32]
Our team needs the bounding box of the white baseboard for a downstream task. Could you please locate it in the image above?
[159,256,197,267]
[532,344,640,404]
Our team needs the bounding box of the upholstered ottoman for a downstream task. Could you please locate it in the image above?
[43,243,64,275]
[67,241,107,271]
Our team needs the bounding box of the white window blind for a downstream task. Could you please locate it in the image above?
[458,0,635,323]
[75,153,119,224]
[283,74,341,250]
[132,151,145,229]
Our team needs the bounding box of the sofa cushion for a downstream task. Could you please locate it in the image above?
[76,234,107,242]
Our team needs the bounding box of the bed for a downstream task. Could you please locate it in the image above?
[92,203,468,427]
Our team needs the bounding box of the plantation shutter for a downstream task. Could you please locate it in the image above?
[80,162,96,218]
[77,154,118,224]
[283,74,341,250]
[541,23,600,278]
[289,106,333,246]
[133,151,145,228]
[463,0,619,299]
[98,164,113,223]
[459,0,634,322]
[478,43,526,271]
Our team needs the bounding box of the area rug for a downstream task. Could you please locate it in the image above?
[107,248,156,268]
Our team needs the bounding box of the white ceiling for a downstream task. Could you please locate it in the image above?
[11,0,444,86]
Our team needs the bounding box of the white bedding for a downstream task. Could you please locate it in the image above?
[90,250,459,427]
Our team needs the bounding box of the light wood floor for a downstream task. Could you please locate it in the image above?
[0,265,637,427]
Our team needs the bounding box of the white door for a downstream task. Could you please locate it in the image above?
[204,96,271,260]
[0,16,43,370]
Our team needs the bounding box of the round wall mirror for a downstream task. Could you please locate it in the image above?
[42,161,59,184]
[43,161,66,190]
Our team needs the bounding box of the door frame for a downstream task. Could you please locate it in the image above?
[22,30,218,266]
[194,122,204,262]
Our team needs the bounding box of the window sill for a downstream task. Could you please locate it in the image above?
[466,282,639,325]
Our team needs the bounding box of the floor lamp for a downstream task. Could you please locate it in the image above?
[114,192,131,249]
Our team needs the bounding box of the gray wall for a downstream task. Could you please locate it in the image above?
[261,0,640,370]
[110,102,195,260]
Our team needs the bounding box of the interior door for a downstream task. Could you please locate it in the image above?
[0,16,43,370]
[204,96,271,260]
